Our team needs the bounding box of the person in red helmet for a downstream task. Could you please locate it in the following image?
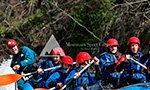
[64,52,102,90]
[45,56,73,89]
[35,47,65,88]
[6,39,18,54]
[99,38,122,89]
[115,37,146,87]
[6,39,37,90]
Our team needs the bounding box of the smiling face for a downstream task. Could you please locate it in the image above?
[130,42,139,53]
[52,55,61,64]
[8,45,19,55]
[109,45,118,54]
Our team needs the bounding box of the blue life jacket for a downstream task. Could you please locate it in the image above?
[120,51,146,81]
[99,52,121,78]
[38,59,61,79]
[35,61,61,88]
[64,67,97,90]
[45,67,71,89]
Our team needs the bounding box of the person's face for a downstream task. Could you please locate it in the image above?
[130,43,139,53]
[109,45,118,54]
[81,60,90,67]
[8,45,19,54]
[62,63,71,71]
[52,55,60,64]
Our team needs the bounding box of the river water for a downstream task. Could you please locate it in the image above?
[0,58,15,90]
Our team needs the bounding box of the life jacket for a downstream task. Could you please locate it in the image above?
[99,52,120,78]
[120,51,146,81]
[38,59,61,79]
[121,51,142,71]
[65,67,97,90]
[34,60,61,88]
[45,67,72,89]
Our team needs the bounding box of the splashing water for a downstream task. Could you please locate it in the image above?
[0,58,16,90]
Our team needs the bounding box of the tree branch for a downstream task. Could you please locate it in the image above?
[113,0,149,8]
[54,2,106,45]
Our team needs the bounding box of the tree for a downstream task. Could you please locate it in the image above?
[0,0,150,61]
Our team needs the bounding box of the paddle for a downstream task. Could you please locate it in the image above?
[60,59,95,90]
[130,58,147,69]
[0,61,78,87]
[0,74,25,86]
[114,55,147,71]
[35,62,76,75]
[0,65,61,86]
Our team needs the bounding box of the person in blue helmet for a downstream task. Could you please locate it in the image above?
[45,56,74,89]
[140,41,150,82]
[115,37,146,87]
[99,38,122,89]
[6,39,37,90]
[34,47,65,88]
[64,52,101,90]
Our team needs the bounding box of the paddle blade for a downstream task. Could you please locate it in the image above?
[0,74,25,86]
[33,88,49,90]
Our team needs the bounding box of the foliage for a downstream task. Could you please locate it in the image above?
[65,0,118,57]
[0,0,150,59]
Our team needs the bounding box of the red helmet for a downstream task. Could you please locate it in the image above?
[51,47,65,56]
[128,37,140,45]
[6,39,17,48]
[61,56,73,65]
[149,41,150,45]
[76,52,92,64]
[107,39,119,47]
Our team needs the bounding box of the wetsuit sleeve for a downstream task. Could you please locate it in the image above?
[20,47,37,67]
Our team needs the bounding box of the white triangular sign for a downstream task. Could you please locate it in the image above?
[39,34,61,57]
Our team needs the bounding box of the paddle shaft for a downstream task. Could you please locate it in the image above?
[61,60,95,90]
[74,60,95,78]
[24,62,77,76]
[24,65,61,76]
[130,58,147,69]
